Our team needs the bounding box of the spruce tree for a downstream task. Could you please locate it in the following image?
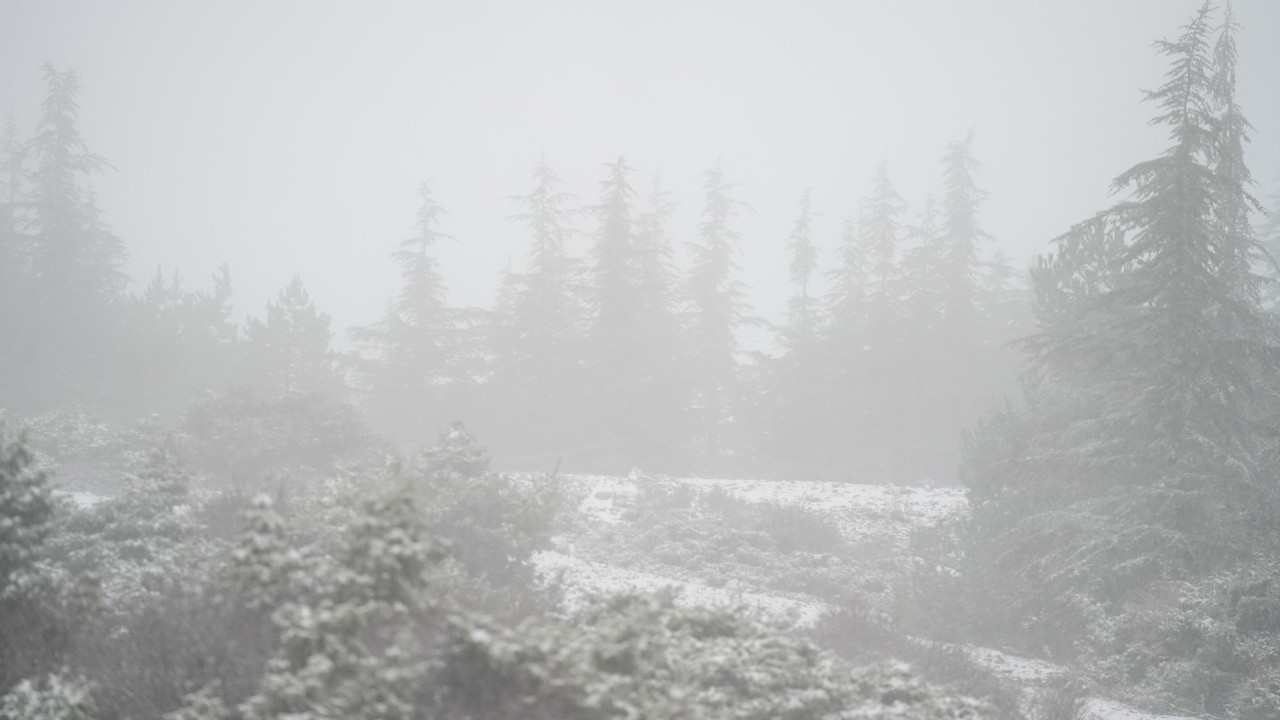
[1025,1,1278,490]
[503,154,581,378]
[23,65,126,399]
[825,213,869,349]
[351,181,471,443]
[586,157,640,373]
[488,156,583,458]
[682,161,748,461]
[860,160,907,323]
[936,131,990,327]
[784,188,820,350]
[244,276,344,398]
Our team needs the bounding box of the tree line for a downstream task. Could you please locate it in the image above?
[0,66,1031,481]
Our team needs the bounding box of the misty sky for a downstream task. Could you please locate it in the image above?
[2,0,1278,347]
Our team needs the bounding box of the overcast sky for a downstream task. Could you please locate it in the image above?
[2,0,1278,347]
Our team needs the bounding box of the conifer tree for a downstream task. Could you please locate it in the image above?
[1028,2,1277,488]
[502,154,581,377]
[586,157,640,372]
[0,114,28,403]
[23,65,126,397]
[351,181,471,443]
[825,212,869,348]
[244,276,344,398]
[900,196,945,329]
[632,171,681,355]
[784,188,820,350]
[860,160,907,321]
[487,156,583,458]
[936,131,990,326]
[682,161,748,460]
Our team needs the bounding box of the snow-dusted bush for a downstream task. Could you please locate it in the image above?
[0,671,96,720]
[444,590,994,719]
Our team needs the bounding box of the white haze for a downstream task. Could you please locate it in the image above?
[2,0,1278,347]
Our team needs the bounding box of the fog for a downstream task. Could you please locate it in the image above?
[4,0,1277,339]
[4,2,1280,719]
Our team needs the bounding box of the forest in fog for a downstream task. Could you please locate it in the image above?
[2,1,1280,719]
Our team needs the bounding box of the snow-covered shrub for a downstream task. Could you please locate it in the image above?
[399,422,562,597]
[181,389,369,489]
[814,603,1024,720]
[443,590,994,719]
[0,423,53,596]
[240,489,444,720]
[164,682,230,720]
[0,671,95,720]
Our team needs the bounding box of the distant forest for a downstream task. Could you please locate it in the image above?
[0,64,1040,481]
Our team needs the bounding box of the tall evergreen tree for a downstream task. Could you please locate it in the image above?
[682,161,748,460]
[826,214,867,340]
[784,188,820,350]
[935,131,990,326]
[974,2,1280,521]
[351,181,471,443]
[486,156,583,460]
[22,65,126,400]
[586,157,640,372]
[1209,3,1260,296]
[122,264,237,415]
[860,160,907,319]
[502,154,581,375]
[900,195,945,329]
[244,276,344,398]
[632,171,681,354]
[0,114,27,401]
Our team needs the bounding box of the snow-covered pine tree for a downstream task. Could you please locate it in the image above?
[1025,1,1279,491]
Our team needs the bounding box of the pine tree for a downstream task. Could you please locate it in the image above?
[24,65,126,386]
[825,212,869,348]
[244,276,344,398]
[502,154,581,377]
[1209,3,1260,297]
[784,188,820,350]
[625,171,687,466]
[936,131,990,326]
[682,161,748,460]
[900,195,944,330]
[632,171,681,355]
[860,160,907,319]
[0,114,29,405]
[351,181,471,443]
[586,157,640,372]
[973,2,1280,522]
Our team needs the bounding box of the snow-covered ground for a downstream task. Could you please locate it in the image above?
[543,472,1207,720]
[534,549,828,626]
[1081,699,1200,720]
